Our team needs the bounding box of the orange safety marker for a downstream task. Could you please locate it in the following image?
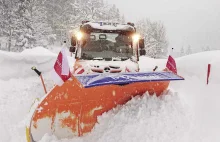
[31,67,47,94]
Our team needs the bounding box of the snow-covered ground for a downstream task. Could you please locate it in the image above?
[0,47,220,142]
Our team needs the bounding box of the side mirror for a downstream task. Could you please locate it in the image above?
[71,36,77,47]
[69,46,76,53]
[140,49,146,56]
[139,38,145,49]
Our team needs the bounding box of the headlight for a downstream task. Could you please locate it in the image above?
[132,34,140,43]
[76,32,83,41]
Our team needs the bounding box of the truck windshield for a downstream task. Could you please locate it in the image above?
[80,32,133,61]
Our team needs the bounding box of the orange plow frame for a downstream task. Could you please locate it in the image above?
[29,75,170,141]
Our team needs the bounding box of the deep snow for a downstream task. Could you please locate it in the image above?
[0,47,219,142]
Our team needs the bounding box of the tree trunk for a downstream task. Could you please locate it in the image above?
[8,29,12,52]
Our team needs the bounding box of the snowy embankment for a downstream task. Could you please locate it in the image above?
[0,47,56,80]
[0,47,220,142]
[0,47,74,80]
[173,51,220,142]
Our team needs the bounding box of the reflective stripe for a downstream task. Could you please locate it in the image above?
[75,68,85,74]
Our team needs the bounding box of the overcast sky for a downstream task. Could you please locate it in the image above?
[107,0,220,52]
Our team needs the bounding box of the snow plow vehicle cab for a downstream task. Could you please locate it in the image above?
[69,21,146,74]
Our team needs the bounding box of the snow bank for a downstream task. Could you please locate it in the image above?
[139,56,167,71]
[0,76,55,142]
[140,50,220,83]
[176,50,220,83]
[171,75,220,142]
[0,47,74,80]
[0,47,56,80]
[170,50,220,141]
[21,46,56,56]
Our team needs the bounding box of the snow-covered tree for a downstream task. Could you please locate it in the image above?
[12,0,54,50]
[44,0,75,44]
[0,0,122,51]
[180,46,185,56]
[106,4,120,22]
[202,46,210,51]
[28,0,53,47]
[0,1,4,36]
[0,0,54,51]
[0,0,22,51]
[82,0,107,21]
[136,18,168,58]
[45,0,121,44]
[120,15,125,23]
[186,45,192,55]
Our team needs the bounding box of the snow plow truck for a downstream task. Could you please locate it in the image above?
[26,21,184,142]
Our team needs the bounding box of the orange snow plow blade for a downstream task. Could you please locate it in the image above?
[27,72,184,142]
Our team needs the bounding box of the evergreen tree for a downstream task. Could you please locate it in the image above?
[120,15,125,23]
[13,0,54,50]
[107,4,120,22]
[186,45,192,55]
[0,0,22,51]
[204,46,210,51]
[136,18,168,58]
[180,46,185,56]
[0,0,122,51]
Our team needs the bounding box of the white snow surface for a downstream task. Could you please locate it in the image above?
[0,47,74,80]
[0,47,220,142]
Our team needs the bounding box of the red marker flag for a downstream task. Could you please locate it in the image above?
[166,55,177,74]
[207,64,211,85]
[52,48,71,86]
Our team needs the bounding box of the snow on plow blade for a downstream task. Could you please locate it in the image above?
[27,71,184,142]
